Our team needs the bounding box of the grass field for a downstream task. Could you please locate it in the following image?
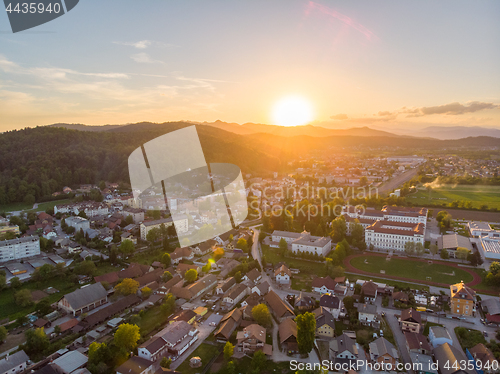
[346,273,430,292]
[175,343,221,374]
[261,244,326,277]
[349,256,473,284]
[407,184,500,210]
[1,199,73,213]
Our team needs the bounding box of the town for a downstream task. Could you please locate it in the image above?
[1,159,500,374]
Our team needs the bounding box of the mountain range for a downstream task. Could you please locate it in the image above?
[47,121,500,140]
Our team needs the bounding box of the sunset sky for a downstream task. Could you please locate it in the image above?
[0,0,499,132]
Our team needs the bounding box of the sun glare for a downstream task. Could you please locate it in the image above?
[272,96,314,127]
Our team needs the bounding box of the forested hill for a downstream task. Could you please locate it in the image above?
[0,123,281,206]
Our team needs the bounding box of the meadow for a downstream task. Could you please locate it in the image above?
[406,184,500,210]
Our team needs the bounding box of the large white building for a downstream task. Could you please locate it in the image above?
[140,215,188,240]
[468,221,500,240]
[55,202,109,217]
[0,236,40,263]
[343,205,428,225]
[65,216,90,231]
[271,230,331,256]
[365,220,425,251]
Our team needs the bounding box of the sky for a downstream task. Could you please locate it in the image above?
[0,0,499,132]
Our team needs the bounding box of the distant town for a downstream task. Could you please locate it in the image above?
[1,152,500,374]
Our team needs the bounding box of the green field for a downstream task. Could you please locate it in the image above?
[1,199,73,213]
[261,244,326,277]
[175,343,221,374]
[349,255,473,284]
[407,184,500,210]
[346,273,429,292]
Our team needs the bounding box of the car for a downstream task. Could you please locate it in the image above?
[381,312,385,317]
[380,330,384,337]
[483,331,488,337]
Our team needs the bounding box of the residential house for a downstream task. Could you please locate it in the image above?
[392,291,409,304]
[369,337,399,368]
[361,281,378,301]
[223,283,249,307]
[275,264,291,285]
[404,332,432,355]
[265,290,295,322]
[312,307,335,338]
[176,263,200,277]
[467,343,497,374]
[52,351,88,374]
[0,350,30,374]
[170,274,217,300]
[428,326,453,348]
[295,292,314,311]
[170,247,193,264]
[236,324,266,354]
[216,277,236,295]
[58,282,107,316]
[192,240,217,256]
[357,303,377,326]
[243,268,262,284]
[241,293,261,311]
[216,258,240,278]
[138,337,168,362]
[279,318,298,354]
[214,308,242,343]
[156,321,198,359]
[116,356,154,374]
[251,281,270,296]
[170,310,197,325]
[433,343,475,374]
[409,352,438,374]
[329,333,359,369]
[400,308,422,333]
[311,276,337,294]
[121,208,145,224]
[320,293,342,318]
[450,281,476,316]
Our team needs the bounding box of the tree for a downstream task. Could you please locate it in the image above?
[119,240,135,257]
[88,342,111,374]
[224,342,234,361]
[404,242,416,256]
[258,231,267,243]
[278,238,288,256]
[351,220,364,245]
[440,248,449,259]
[24,328,49,355]
[184,269,198,283]
[115,278,140,296]
[10,277,22,288]
[330,216,347,243]
[236,238,248,252]
[252,304,272,327]
[114,323,140,352]
[456,247,470,262]
[343,296,355,315]
[296,312,316,355]
[161,293,176,316]
[0,272,5,290]
[75,260,96,276]
[429,244,438,257]
[14,288,33,307]
[36,299,53,316]
[146,227,160,244]
[468,251,483,267]
[161,253,171,267]
[0,326,7,342]
[162,271,173,282]
[24,193,35,206]
[160,357,172,369]
[415,243,425,257]
[141,286,152,299]
[251,350,266,371]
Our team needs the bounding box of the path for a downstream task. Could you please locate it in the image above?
[378,168,419,195]
[344,253,482,288]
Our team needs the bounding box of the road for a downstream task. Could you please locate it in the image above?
[377,168,419,195]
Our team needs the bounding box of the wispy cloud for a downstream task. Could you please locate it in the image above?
[403,102,500,117]
[130,52,165,64]
[330,113,348,120]
[113,40,152,49]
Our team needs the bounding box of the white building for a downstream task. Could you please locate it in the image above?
[65,216,90,232]
[271,230,331,256]
[0,350,29,374]
[365,221,425,251]
[140,215,188,240]
[275,264,291,285]
[479,238,500,260]
[55,202,109,217]
[0,236,40,263]
[468,221,500,239]
[343,205,427,226]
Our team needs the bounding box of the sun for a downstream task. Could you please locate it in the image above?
[272,96,314,127]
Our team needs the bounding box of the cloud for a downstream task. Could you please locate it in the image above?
[376,111,393,116]
[330,113,348,120]
[130,53,164,64]
[404,101,500,117]
[114,40,152,49]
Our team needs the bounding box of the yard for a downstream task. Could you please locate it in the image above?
[347,273,430,292]
[2,198,74,213]
[136,304,169,337]
[349,255,474,285]
[174,343,221,374]
[406,184,500,210]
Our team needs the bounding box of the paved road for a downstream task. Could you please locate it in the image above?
[378,168,419,196]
